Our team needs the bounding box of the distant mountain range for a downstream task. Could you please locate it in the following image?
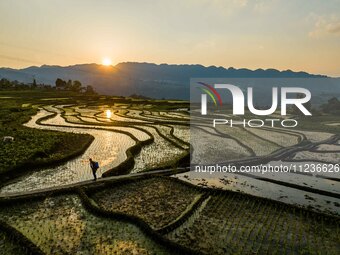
[0,62,330,99]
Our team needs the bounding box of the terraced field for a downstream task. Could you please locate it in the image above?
[0,103,190,194]
[186,116,340,216]
[1,177,338,255]
[0,195,178,255]
[0,99,339,254]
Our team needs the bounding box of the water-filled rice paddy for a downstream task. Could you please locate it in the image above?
[1,101,339,255]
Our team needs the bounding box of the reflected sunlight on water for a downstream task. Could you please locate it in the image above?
[106,109,112,119]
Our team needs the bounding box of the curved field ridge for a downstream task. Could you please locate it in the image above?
[292,151,340,164]
[90,178,201,229]
[1,109,137,194]
[191,126,252,164]
[131,126,188,173]
[0,194,187,255]
[0,171,339,255]
[0,219,44,255]
[314,144,340,152]
[246,127,299,147]
[53,105,190,175]
[1,103,192,194]
[178,128,340,216]
[1,100,339,254]
[166,190,340,255]
[215,125,281,156]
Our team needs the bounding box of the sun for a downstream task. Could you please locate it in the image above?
[102,57,112,66]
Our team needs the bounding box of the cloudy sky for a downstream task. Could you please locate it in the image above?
[0,0,339,76]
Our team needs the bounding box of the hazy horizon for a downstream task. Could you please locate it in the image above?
[1,0,340,76]
[0,61,333,76]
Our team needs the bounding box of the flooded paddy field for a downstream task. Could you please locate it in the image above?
[0,99,339,255]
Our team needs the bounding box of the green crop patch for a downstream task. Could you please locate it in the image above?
[0,195,176,254]
[91,178,201,229]
[0,99,93,181]
[166,191,340,255]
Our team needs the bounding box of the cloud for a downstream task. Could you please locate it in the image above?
[309,14,340,38]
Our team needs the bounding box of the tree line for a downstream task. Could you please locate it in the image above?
[321,97,340,114]
[55,78,96,94]
[0,78,97,95]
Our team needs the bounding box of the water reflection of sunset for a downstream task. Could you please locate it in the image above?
[105,109,112,119]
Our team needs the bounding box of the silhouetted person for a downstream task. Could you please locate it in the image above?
[89,158,99,181]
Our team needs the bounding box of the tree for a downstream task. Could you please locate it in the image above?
[0,78,12,89]
[85,85,95,94]
[55,78,66,89]
[72,80,82,92]
[32,78,37,88]
[321,97,340,114]
[66,79,73,90]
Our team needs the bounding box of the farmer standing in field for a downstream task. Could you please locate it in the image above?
[89,158,99,181]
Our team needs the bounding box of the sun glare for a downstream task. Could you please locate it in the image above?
[102,57,112,66]
[105,109,112,119]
